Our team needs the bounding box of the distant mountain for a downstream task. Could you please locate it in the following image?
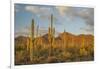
[55,32,94,47]
[15,32,94,48]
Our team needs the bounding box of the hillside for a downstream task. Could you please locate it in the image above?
[15,32,94,65]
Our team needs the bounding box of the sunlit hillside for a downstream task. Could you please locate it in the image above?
[15,32,94,65]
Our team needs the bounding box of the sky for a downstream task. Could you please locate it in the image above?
[14,3,94,37]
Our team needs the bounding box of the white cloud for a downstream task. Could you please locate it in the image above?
[55,6,68,15]
[25,5,51,14]
[25,6,40,13]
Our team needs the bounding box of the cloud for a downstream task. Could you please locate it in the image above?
[80,25,94,34]
[76,8,94,27]
[56,7,94,27]
[25,5,52,14]
[25,6,40,13]
[25,5,53,20]
[63,7,94,33]
[56,6,94,34]
[77,8,94,33]
[55,6,68,15]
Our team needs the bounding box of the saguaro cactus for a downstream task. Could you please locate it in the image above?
[30,19,35,61]
[64,29,66,48]
[52,28,55,46]
[35,25,39,47]
[82,35,85,48]
[48,14,54,56]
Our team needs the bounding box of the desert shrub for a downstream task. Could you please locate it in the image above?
[46,56,58,63]
[79,48,88,57]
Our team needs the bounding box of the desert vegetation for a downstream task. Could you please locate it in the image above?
[15,16,94,65]
[15,30,94,65]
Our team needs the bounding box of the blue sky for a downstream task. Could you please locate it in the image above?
[15,4,94,37]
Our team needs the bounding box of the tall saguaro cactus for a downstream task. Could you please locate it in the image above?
[31,19,35,41]
[52,28,55,45]
[30,19,35,61]
[48,14,54,56]
[63,29,66,48]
